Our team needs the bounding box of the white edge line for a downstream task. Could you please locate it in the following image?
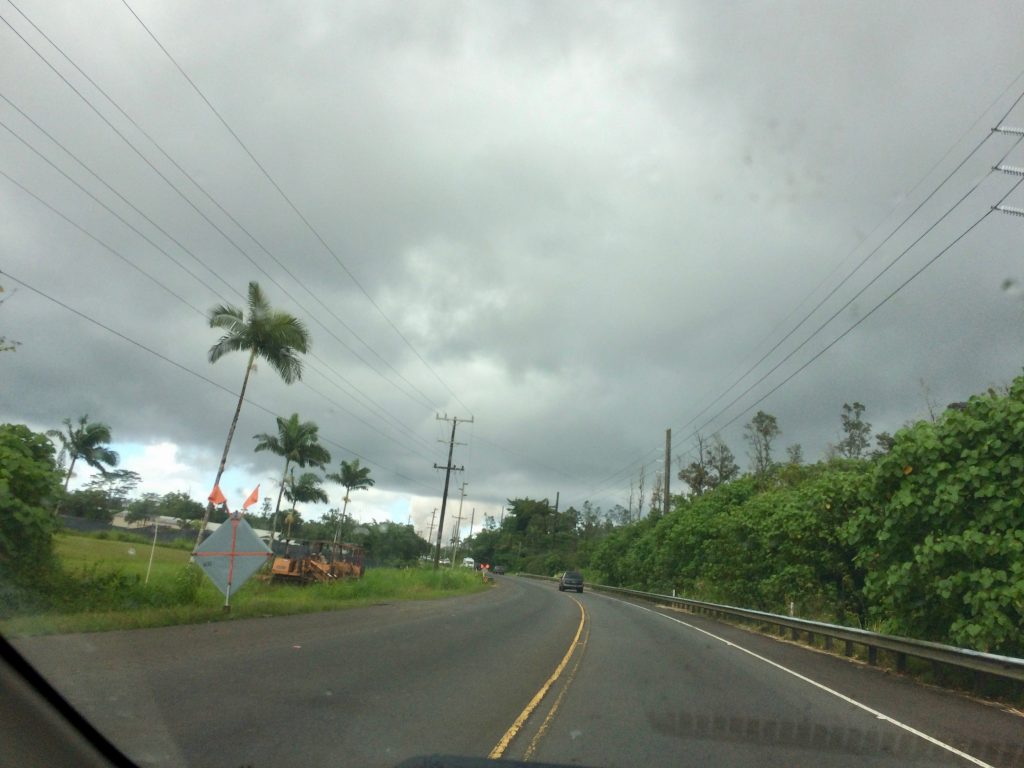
[594,592,995,768]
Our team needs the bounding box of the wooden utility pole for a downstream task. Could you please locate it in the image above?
[433,414,471,568]
[426,507,438,544]
[449,482,468,562]
[664,428,671,516]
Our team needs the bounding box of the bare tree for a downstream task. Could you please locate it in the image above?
[678,433,712,496]
[745,411,780,476]
[637,465,646,519]
[838,402,871,459]
[706,434,739,488]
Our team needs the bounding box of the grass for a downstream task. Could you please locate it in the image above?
[1,534,490,636]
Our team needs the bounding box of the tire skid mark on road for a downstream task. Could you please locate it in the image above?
[600,593,997,768]
[488,597,587,760]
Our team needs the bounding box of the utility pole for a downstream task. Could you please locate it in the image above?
[449,481,468,564]
[467,507,476,542]
[664,428,671,516]
[433,414,471,568]
[426,507,438,544]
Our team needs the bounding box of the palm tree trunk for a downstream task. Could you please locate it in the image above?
[193,350,256,553]
[269,460,290,546]
[333,493,351,544]
[63,456,77,493]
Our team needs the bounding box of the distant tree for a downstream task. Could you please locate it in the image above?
[785,444,804,465]
[650,471,663,516]
[705,434,740,488]
[838,402,871,459]
[126,493,161,524]
[678,434,713,497]
[326,459,375,543]
[744,411,780,476]
[282,471,328,540]
[871,431,895,458]
[254,413,330,543]
[61,489,120,522]
[197,281,311,551]
[46,415,120,494]
[157,491,205,521]
[636,465,646,519]
[84,469,141,508]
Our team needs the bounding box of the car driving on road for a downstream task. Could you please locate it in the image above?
[558,571,584,593]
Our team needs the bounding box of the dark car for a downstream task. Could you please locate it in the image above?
[558,571,584,593]
[492,565,506,575]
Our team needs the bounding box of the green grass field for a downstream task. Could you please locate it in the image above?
[1,533,490,636]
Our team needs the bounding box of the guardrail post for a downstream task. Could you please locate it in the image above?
[868,646,878,666]
[896,652,907,673]
[844,640,853,657]
[790,627,799,641]
[824,635,832,651]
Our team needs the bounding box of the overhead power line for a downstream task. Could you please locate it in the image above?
[0,7,438,412]
[0,268,439,495]
[571,77,1024,506]
[702,174,1024,439]
[118,0,474,417]
[0,160,442,464]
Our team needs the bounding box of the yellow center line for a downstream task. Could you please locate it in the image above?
[522,618,589,761]
[488,596,587,760]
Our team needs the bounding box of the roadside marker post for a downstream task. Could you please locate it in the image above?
[194,485,269,611]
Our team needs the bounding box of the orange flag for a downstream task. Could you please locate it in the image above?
[242,484,260,510]
[208,484,227,506]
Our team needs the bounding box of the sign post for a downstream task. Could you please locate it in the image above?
[195,485,268,612]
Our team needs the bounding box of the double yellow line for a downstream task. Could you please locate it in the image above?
[488,597,588,760]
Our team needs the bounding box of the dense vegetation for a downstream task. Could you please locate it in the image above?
[467,377,1024,657]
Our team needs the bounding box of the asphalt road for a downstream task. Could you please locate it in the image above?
[12,575,1024,768]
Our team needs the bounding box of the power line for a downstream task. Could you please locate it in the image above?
[569,79,1024,505]
[702,175,1024,439]
[0,102,239,304]
[0,167,208,316]
[0,105,444,464]
[6,0,445,411]
[0,156,443,466]
[0,8,437,412]
[0,268,439,495]
[118,0,474,417]
[680,136,1023,446]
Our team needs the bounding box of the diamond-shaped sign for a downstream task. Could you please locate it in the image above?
[195,517,271,597]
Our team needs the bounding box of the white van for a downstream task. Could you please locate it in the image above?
[462,557,475,568]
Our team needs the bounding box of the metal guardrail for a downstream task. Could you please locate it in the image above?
[519,573,1024,685]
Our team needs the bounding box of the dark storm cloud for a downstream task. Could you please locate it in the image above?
[3,0,1024,527]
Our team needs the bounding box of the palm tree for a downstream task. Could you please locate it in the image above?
[327,459,374,542]
[254,413,331,544]
[194,281,311,551]
[47,415,120,494]
[281,471,328,541]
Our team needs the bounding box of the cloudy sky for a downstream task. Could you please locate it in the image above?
[3,0,1024,542]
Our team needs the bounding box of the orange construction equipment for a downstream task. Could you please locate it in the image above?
[270,540,365,584]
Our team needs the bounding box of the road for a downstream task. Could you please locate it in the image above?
[12,575,1023,768]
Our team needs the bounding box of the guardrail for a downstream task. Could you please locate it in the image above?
[518,573,1024,687]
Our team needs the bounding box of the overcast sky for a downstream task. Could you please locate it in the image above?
[3,0,1024,542]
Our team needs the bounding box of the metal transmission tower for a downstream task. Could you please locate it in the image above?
[432,414,472,568]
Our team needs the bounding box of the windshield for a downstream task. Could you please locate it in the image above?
[2,2,1023,767]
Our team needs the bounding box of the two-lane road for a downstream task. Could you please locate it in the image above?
[13,575,1023,767]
